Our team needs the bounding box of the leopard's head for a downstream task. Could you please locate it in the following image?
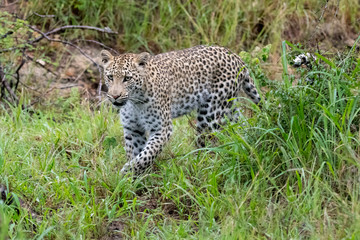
[100,50,150,108]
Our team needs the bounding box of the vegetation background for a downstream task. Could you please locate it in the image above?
[0,0,359,239]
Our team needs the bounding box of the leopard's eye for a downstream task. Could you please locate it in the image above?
[107,75,113,81]
[123,76,132,82]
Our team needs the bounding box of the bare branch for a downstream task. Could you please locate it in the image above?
[44,84,82,95]
[305,0,330,49]
[16,78,42,94]
[0,24,118,53]
[49,25,118,34]
[28,25,104,97]
[0,65,5,99]
[24,54,58,77]
[1,66,18,104]
[14,57,25,91]
[33,12,56,18]
[0,46,24,53]
[0,0,19,8]
[335,0,340,17]
[98,70,103,98]
[30,25,118,44]
[57,84,80,89]
[2,78,18,103]
[36,28,96,64]
[53,39,102,74]
[74,39,119,55]
[0,30,14,40]
[0,14,111,100]
[318,0,329,23]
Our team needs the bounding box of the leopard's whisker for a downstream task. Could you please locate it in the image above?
[129,98,146,104]
[96,98,108,107]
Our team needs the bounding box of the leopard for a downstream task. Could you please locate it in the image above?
[100,45,261,175]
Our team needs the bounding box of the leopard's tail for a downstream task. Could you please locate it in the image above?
[242,71,261,104]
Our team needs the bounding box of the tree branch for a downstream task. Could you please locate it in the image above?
[33,12,56,18]
[0,25,118,53]
[0,0,19,8]
[0,30,14,40]
[0,14,112,102]
[14,56,25,91]
[30,25,118,44]
[24,54,58,77]
[28,25,104,98]
[74,39,119,55]
[0,65,18,104]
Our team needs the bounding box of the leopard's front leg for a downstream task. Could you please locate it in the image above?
[120,130,171,174]
[120,106,147,161]
[123,128,146,161]
[120,103,173,175]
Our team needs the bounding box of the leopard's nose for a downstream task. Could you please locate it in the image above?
[111,95,120,100]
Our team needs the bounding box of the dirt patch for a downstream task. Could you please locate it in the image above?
[283,3,358,51]
[315,20,356,49]
[17,44,105,106]
[137,195,159,212]
[0,0,19,13]
[98,190,196,239]
[135,188,199,221]
[100,220,127,240]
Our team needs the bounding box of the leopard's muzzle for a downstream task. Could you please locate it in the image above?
[107,94,128,107]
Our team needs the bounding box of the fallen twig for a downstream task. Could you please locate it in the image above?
[44,84,82,95]
[24,53,58,77]
[57,84,81,89]
[33,12,56,18]
[16,78,42,94]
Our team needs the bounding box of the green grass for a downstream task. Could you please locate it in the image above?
[1,43,360,239]
[23,0,360,53]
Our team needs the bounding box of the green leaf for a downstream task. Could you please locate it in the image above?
[103,136,118,150]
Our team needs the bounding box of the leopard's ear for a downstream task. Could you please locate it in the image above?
[100,50,113,65]
[135,52,150,68]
